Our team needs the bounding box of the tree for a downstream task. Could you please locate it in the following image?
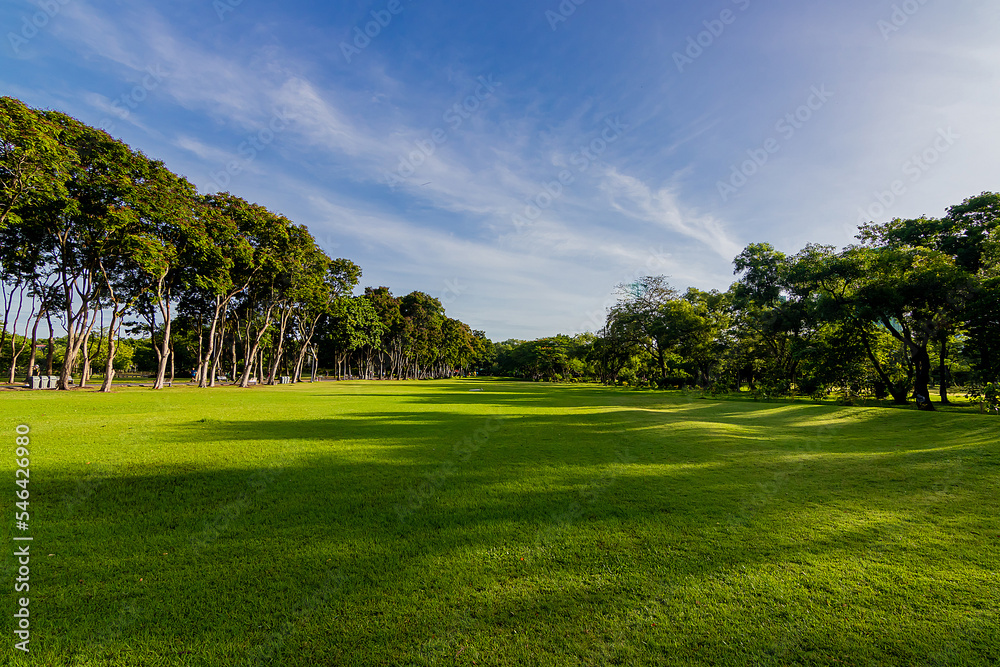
[176,195,253,388]
[263,224,325,385]
[364,286,404,379]
[681,288,731,387]
[470,330,496,375]
[290,257,361,383]
[940,194,1000,383]
[0,215,47,383]
[858,206,991,404]
[125,157,200,390]
[843,245,972,409]
[434,318,473,376]
[399,291,445,379]
[21,111,142,390]
[0,97,74,231]
[1,96,499,394]
[322,296,384,378]
[606,276,680,386]
[232,206,295,388]
[730,243,825,394]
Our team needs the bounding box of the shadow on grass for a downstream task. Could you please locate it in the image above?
[17,385,1000,666]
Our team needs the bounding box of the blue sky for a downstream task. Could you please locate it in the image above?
[3,0,999,340]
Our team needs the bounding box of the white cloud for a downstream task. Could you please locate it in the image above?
[28,0,998,341]
[601,168,742,260]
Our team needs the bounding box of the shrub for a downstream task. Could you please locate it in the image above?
[966,382,1000,413]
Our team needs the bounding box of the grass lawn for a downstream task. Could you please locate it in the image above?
[1,380,998,666]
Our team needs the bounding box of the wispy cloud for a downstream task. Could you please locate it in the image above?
[11,0,996,339]
[601,169,741,260]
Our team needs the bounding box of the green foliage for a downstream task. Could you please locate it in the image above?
[2,92,999,407]
[0,97,487,388]
[493,334,595,382]
[580,195,998,411]
[965,381,1000,413]
[0,96,75,230]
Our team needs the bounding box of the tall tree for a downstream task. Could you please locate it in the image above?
[364,286,404,379]
[844,245,972,409]
[606,276,680,387]
[233,206,295,388]
[125,157,200,390]
[290,257,361,383]
[0,97,75,231]
[23,111,142,390]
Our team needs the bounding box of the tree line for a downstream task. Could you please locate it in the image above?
[489,192,1000,412]
[0,97,492,391]
[5,96,998,409]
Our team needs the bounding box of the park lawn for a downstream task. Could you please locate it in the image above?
[1,380,998,666]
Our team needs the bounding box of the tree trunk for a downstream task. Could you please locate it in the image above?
[293,349,306,384]
[152,293,174,390]
[86,311,107,387]
[209,302,229,388]
[80,330,90,388]
[938,333,951,404]
[197,297,222,389]
[912,344,935,411]
[0,280,22,378]
[292,314,322,383]
[8,332,30,384]
[238,303,277,388]
[6,292,33,385]
[99,311,122,393]
[93,317,106,381]
[59,307,99,390]
[229,327,237,381]
[266,305,293,385]
[195,313,203,384]
[45,310,55,375]
[230,314,240,383]
[860,330,909,405]
[25,307,45,382]
[57,281,99,391]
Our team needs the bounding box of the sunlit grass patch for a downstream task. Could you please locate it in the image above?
[2,380,997,666]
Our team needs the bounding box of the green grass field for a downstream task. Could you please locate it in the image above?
[2,380,998,666]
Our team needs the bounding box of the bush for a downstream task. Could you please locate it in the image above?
[966,382,1000,413]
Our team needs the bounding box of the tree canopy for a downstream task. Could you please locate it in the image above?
[0,97,490,389]
[2,95,997,411]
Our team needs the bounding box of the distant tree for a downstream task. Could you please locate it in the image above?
[470,330,496,375]
[322,296,384,379]
[233,207,295,388]
[400,291,445,379]
[605,276,680,386]
[290,257,361,383]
